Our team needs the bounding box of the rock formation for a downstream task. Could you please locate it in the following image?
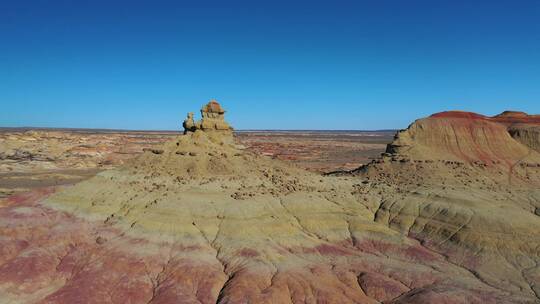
[508,124,540,152]
[386,110,540,166]
[0,105,539,304]
[353,110,540,303]
[183,100,233,134]
[491,110,540,125]
[182,112,197,133]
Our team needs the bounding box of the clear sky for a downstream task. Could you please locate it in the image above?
[1,0,539,130]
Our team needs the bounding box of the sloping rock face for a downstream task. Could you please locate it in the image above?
[492,111,540,153]
[386,111,540,165]
[357,110,540,303]
[0,106,539,303]
[509,124,540,152]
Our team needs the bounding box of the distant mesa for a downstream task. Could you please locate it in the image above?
[183,99,233,134]
[491,110,540,125]
[496,110,529,118]
[430,110,540,125]
[430,110,487,120]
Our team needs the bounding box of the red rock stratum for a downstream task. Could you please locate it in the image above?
[1,103,539,303]
[387,110,540,165]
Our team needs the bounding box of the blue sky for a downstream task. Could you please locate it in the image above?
[1,0,539,130]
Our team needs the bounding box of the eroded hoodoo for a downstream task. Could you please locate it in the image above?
[182,100,233,134]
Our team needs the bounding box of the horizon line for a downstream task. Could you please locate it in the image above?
[0,126,399,133]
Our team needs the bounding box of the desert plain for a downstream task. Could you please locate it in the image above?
[0,127,393,198]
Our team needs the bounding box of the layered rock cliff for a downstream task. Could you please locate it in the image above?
[357,110,540,303]
[386,111,540,166]
[509,124,540,152]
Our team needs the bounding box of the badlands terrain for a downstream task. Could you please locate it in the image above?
[0,102,539,304]
[0,128,392,198]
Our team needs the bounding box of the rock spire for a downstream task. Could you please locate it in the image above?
[182,100,233,134]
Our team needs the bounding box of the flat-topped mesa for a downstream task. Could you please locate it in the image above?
[491,110,540,125]
[183,100,233,134]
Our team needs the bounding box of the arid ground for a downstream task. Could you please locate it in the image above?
[0,105,539,304]
[0,128,393,198]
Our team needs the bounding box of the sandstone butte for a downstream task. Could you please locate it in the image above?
[0,101,539,304]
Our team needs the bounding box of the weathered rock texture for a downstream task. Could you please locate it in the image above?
[488,111,540,154]
[509,124,540,152]
[387,110,540,165]
[0,107,539,304]
[355,110,540,303]
[183,100,233,134]
[492,110,540,125]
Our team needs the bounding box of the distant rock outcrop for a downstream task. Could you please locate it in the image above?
[491,110,540,125]
[490,111,540,153]
[508,124,540,152]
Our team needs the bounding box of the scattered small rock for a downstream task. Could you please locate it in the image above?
[143,148,164,155]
